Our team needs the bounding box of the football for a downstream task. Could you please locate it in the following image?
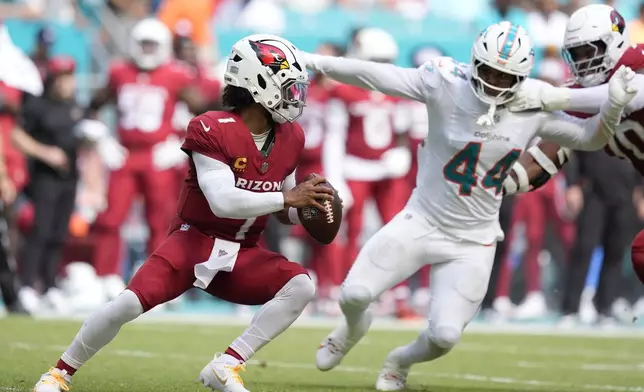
[298,174,342,245]
[631,230,644,284]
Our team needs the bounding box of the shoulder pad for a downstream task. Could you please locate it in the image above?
[615,44,644,74]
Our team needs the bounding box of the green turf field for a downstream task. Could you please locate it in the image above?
[1,316,643,392]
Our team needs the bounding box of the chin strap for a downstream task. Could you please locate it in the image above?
[476,102,498,127]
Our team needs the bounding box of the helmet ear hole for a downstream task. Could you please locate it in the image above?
[257,75,267,89]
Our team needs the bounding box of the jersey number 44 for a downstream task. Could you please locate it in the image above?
[443,142,521,196]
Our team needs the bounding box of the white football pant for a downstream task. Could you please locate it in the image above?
[341,208,496,348]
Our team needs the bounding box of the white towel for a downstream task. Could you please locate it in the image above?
[193,238,241,289]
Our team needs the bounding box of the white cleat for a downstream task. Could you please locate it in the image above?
[316,313,372,371]
[34,368,71,392]
[19,286,41,315]
[492,296,514,317]
[512,292,548,320]
[557,314,579,329]
[198,353,250,392]
[42,288,71,315]
[376,351,410,391]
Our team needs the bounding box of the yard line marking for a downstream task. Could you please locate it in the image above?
[459,342,644,361]
[115,324,644,362]
[7,342,644,392]
[517,361,644,372]
[31,313,644,338]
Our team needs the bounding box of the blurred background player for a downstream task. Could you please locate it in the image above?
[291,41,346,313]
[14,57,80,313]
[325,27,417,319]
[170,31,221,200]
[86,18,204,300]
[13,57,116,314]
[0,24,43,315]
[494,171,577,320]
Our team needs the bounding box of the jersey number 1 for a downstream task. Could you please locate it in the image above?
[443,142,521,196]
[235,218,256,241]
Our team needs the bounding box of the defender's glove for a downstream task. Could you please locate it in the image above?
[508,82,572,113]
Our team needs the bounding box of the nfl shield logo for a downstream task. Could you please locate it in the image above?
[260,161,269,174]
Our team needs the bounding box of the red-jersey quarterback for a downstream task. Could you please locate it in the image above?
[85,18,205,289]
[321,28,418,319]
[501,5,644,312]
[34,34,335,392]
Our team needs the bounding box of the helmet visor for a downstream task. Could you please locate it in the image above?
[272,80,309,123]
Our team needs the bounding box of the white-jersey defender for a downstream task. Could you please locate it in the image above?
[301,21,636,391]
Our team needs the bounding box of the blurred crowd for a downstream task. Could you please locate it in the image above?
[0,0,643,328]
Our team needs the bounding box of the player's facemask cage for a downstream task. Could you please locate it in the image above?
[470,60,525,105]
[273,79,309,122]
[562,40,610,87]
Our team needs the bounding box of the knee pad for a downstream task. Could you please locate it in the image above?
[340,284,373,311]
[278,274,316,311]
[110,290,144,323]
[430,326,461,350]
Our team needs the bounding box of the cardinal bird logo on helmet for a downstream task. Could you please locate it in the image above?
[249,40,290,73]
[610,10,625,34]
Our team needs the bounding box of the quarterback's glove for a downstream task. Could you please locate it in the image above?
[608,65,638,109]
[382,146,411,178]
[152,135,187,171]
[508,82,572,113]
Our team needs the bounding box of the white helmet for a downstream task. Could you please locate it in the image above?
[562,4,628,87]
[351,28,398,62]
[224,34,309,123]
[471,21,534,105]
[129,18,172,71]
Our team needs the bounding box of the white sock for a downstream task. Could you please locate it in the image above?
[391,329,450,368]
[60,290,143,370]
[229,274,314,361]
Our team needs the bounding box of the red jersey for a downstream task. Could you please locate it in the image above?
[178,111,304,247]
[298,79,332,167]
[567,44,644,175]
[330,84,403,160]
[0,83,27,189]
[108,60,195,148]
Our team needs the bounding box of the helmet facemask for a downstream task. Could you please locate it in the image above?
[563,39,612,87]
[470,60,526,105]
